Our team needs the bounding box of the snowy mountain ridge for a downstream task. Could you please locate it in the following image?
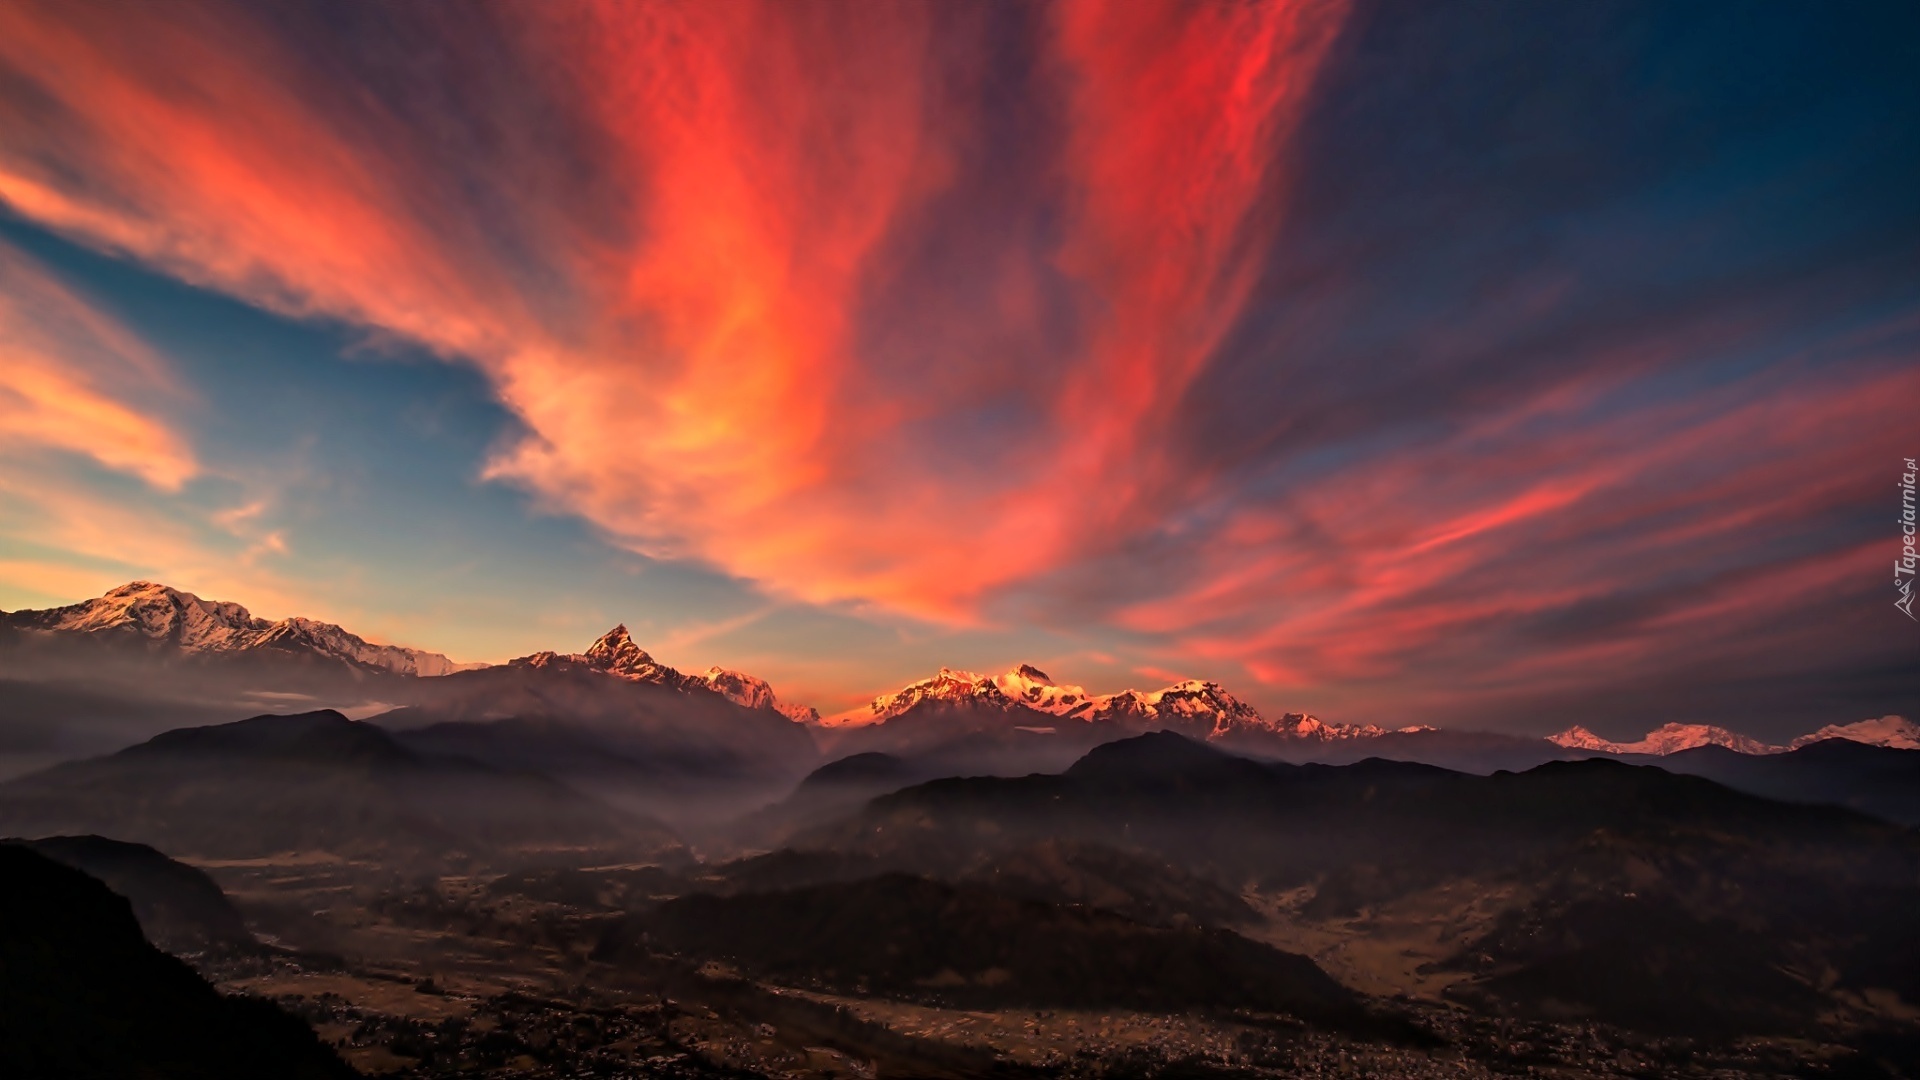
[0,581,475,677]
[1548,716,1920,756]
[828,661,1430,744]
[9,584,1907,754]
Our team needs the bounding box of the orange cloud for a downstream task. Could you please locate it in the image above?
[1116,356,1920,713]
[0,242,196,488]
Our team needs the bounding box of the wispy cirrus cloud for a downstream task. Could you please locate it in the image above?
[0,0,1352,617]
[0,241,196,489]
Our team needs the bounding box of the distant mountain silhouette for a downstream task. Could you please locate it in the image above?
[0,710,679,869]
[0,845,353,1079]
[5,835,252,953]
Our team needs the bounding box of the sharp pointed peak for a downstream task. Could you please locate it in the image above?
[586,623,648,655]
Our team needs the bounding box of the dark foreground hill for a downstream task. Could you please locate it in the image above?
[6,834,252,952]
[0,710,679,869]
[0,845,354,1080]
[600,872,1355,1019]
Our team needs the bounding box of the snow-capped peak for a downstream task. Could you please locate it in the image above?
[1545,725,1617,752]
[0,581,473,677]
[582,624,683,684]
[512,624,697,691]
[821,667,1014,726]
[1788,715,1919,751]
[1547,722,1784,756]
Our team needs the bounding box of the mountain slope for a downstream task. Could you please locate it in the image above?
[0,845,354,1080]
[0,710,678,868]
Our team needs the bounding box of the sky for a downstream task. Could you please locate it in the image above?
[0,0,1915,738]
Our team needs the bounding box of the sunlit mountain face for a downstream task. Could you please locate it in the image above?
[0,4,1916,734]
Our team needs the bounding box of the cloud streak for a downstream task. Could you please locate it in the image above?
[0,241,196,488]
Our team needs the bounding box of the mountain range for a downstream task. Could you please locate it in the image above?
[834,662,1430,742]
[3,582,1912,788]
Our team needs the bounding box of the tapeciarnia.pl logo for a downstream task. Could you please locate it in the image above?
[1899,457,1917,620]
